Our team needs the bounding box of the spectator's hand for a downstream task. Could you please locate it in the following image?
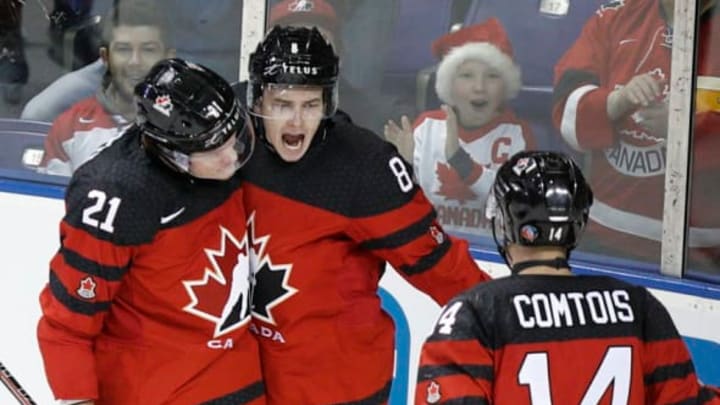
[635,101,669,140]
[607,73,665,120]
[384,115,414,162]
[442,104,460,160]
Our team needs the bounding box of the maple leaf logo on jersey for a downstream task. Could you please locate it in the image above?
[183,226,254,337]
[248,212,297,325]
[596,0,625,17]
[426,381,441,404]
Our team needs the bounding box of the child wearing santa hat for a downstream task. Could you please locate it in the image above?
[386,18,536,238]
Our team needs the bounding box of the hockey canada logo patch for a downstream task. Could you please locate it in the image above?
[520,224,539,242]
[76,277,96,299]
[153,95,173,117]
[513,157,537,176]
[429,225,445,245]
[426,380,442,404]
[289,0,314,12]
[183,226,254,337]
[247,212,297,325]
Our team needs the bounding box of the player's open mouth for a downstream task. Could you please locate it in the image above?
[282,133,305,150]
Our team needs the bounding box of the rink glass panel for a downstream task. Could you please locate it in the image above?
[0,0,716,284]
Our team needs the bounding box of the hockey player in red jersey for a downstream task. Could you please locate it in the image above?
[552,0,720,269]
[242,26,490,404]
[37,59,264,404]
[416,150,720,405]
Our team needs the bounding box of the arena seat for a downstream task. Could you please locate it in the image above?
[381,0,455,110]
[415,0,603,154]
[463,0,602,150]
[0,119,49,169]
[0,119,71,187]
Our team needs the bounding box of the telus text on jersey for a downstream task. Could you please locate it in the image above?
[512,289,635,329]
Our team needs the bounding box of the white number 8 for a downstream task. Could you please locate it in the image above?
[388,156,413,193]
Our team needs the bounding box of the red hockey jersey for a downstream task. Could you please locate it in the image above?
[417,274,719,405]
[413,108,535,236]
[37,128,264,404]
[242,117,490,404]
[39,95,129,176]
[553,0,720,261]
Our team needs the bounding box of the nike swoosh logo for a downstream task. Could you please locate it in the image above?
[160,207,186,224]
[619,39,638,45]
[79,117,95,123]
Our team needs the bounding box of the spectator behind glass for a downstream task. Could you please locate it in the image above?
[552,0,720,271]
[416,150,720,405]
[37,0,175,177]
[21,0,240,123]
[386,19,536,238]
[267,0,413,135]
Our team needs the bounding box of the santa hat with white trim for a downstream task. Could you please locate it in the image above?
[432,18,521,105]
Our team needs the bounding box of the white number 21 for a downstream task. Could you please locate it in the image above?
[82,189,122,233]
[519,346,631,405]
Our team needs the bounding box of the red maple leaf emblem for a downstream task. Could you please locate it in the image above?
[80,278,95,291]
[155,95,170,106]
[182,226,253,337]
[435,162,478,204]
[76,276,97,300]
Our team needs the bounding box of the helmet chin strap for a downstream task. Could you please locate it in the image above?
[510,258,570,274]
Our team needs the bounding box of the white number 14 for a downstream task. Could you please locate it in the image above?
[518,346,631,405]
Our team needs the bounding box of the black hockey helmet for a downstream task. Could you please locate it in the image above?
[135,58,254,173]
[489,151,593,259]
[247,25,340,118]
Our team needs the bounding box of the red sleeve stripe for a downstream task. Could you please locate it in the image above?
[60,246,130,281]
[398,238,451,276]
[698,386,720,404]
[646,372,703,405]
[644,360,695,385]
[417,377,491,405]
[49,271,111,316]
[417,364,493,383]
[359,211,436,250]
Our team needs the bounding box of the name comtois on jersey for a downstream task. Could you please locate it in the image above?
[513,289,635,328]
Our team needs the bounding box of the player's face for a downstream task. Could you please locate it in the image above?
[102,25,170,101]
[451,59,506,128]
[256,85,324,162]
[189,134,240,180]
